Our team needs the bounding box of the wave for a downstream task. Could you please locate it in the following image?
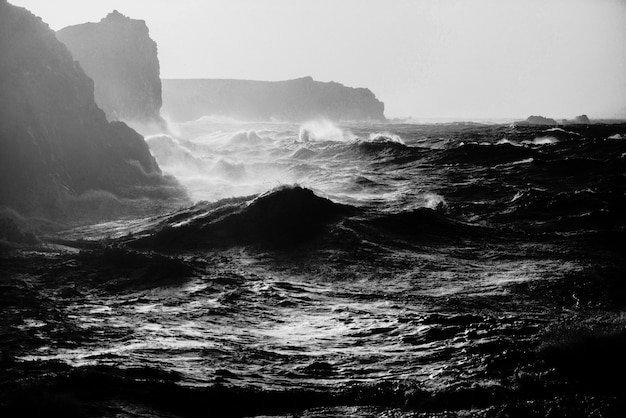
[132,185,354,249]
[0,360,521,418]
[352,175,381,188]
[367,132,405,145]
[212,158,247,180]
[528,157,610,179]
[495,187,626,232]
[495,138,523,147]
[364,207,474,240]
[298,120,353,143]
[435,143,537,166]
[355,139,409,155]
[523,136,559,146]
[544,127,581,137]
[227,130,270,148]
[291,147,317,160]
[146,135,208,173]
[308,138,419,165]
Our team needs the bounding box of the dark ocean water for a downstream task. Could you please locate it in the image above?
[2,121,626,417]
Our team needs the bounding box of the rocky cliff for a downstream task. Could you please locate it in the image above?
[161,77,386,122]
[514,115,558,126]
[57,10,164,127]
[0,1,183,219]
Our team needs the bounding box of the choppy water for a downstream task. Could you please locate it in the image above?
[2,120,626,417]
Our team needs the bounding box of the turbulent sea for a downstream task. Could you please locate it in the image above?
[2,120,626,417]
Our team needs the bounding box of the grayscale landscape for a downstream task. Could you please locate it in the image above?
[2,1,626,417]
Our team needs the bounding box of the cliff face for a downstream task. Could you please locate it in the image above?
[56,10,164,125]
[0,1,182,219]
[161,77,386,123]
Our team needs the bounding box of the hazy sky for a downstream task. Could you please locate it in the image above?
[11,0,626,119]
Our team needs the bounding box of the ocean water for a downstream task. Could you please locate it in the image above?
[2,120,626,417]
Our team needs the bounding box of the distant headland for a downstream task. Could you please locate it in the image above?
[513,114,592,127]
[161,77,386,123]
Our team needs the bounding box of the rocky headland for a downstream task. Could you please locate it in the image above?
[57,10,166,130]
[0,1,184,222]
[161,76,386,123]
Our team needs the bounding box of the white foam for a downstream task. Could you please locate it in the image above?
[298,119,354,142]
[367,132,405,144]
[524,136,558,145]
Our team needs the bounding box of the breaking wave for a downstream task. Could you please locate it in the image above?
[133,185,354,248]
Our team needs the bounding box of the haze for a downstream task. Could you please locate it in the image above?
[12,0,626,120]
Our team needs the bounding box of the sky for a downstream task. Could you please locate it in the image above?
[10,0,626,120]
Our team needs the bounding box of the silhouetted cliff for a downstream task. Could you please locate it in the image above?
[0,1,183,219]
[57,10,164,126]
[161,77,386,122]
[515,115,558,126]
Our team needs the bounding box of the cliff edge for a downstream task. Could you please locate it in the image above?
[161,76,386,123]
[0,1,184,220]
[57,10,164,127]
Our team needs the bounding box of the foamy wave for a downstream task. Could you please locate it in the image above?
[146,134,207,173]
[212,158,247,180]
[227,130,269,148]
[496,138,523,147]
[545,127,581,136]
[298,119,354,142]
[367,132,405,145]
[524,136,558,145]
[422,192,447,210]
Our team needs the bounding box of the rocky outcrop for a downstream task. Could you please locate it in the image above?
[57,10,164,127]
[572,114,590,125]
[161,76,386,122]
[515,115,558,126]
[0,1,184,219]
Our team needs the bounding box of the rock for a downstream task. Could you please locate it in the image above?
[521,115,558,126]
[57,10,165,128]
[161,76,386,122]
[572,114,590,124]
[0,1,185,219]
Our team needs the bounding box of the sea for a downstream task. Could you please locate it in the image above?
[2,119,626,417]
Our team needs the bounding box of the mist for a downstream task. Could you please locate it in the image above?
[12,0,626,119]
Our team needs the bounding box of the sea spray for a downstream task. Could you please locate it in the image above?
[298,119,354,142]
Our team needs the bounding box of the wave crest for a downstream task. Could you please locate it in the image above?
[134,186,353,248]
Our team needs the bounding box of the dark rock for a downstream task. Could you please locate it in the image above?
[0,2,185,219]
[161,76,386,122]
[516,115,558,126]
[57,10,165,127]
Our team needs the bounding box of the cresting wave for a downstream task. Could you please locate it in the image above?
[123,184,478,252]
[131,185,353,249]
[143,119,425,204]
[124,121,626,247]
